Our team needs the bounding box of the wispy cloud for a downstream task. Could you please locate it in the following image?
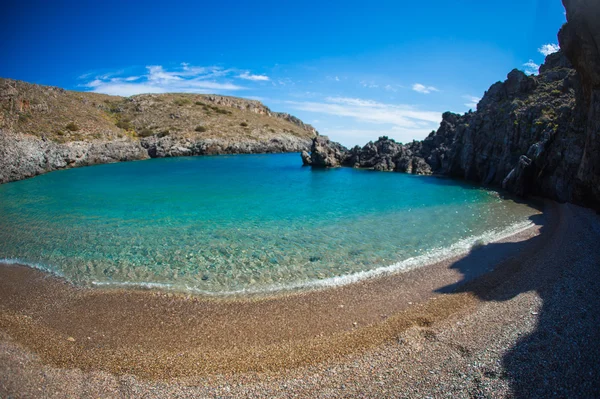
[238,71,270,81]
[286,96,442,140]
[538,43,560,56]
[523,59,539,75]
[463,95,481,109]
[360,80,379,89]
[79,63,275,96]
[412,83,439,94]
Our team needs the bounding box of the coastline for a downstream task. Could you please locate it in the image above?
[2,200,600,397]
[0,201,552,378]
[0,213,538,298]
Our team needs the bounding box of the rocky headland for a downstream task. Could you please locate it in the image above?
[303,0,599,209]
[0,80,316,183]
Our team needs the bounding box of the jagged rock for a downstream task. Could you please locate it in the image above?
[302,136,348,167]
[141,135,311,159]
[301,40,598,207]
[502,155,534,196]
[0,130,148,183]
[559,0,600,208]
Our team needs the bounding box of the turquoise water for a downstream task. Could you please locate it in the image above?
[0,153,538,295]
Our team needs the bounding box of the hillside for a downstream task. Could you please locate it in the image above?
[0,78,317,183]
[303,0,600,209]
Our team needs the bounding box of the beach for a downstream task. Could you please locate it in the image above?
[1,201,599,398]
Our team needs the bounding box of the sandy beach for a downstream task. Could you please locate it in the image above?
[1,200,599,398]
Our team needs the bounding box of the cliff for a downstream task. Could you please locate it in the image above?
[0,79,317,183]
[303,0,600,209]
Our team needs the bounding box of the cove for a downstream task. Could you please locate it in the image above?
[0,153,539,295]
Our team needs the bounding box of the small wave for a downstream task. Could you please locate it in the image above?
[1,220,535,297]
[0,257,65,278]
[92,219,535,296]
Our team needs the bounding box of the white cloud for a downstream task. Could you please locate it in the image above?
[238,71,270,81]
[286,96,442,146]
[360,80,379,89]
[538,43,560,56]
[412,83,439,94]
[80,64,277,96]
[335,76,340,81]
[523,59,540,75]
[463,95,481,109]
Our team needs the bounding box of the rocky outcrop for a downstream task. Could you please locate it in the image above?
[142,134,311,158]
[0,77,317,183]
[302,135,432,174]
[0,129,312,184]
[0,130,148,184]
[301,136,349,167]
[558,0,600,208]
[303,36,599,207]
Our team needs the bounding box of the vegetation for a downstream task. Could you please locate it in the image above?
[0,78,314,144]
[116,119,134,131]
[173,98,191,106]
[65,122,80,131]
[137,128,154,137]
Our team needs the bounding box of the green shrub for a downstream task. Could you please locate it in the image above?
[195,125,207,132]
[116,119,134,131]
[157,130,170,138]
[551,89,562,96]
[18,113,32,123]
[194,101,203,106]
[65,122,80,131]
[240,122,248,127]
[138,128,154,137]
[173,98,191,106]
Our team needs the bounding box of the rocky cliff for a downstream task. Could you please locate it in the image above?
[0,79,316,183]
[303,0,600,209]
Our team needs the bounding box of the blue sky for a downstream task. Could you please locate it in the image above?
[1,0,566,147]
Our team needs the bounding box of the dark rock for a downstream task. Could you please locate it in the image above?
[301,136,349,167]
[559,0,600,208]
[301,21,600,209]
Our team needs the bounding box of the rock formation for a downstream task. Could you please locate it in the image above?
[303,0,600,208]
[0,80,316,183]
[558,0,600,207]
[0,131,148,184]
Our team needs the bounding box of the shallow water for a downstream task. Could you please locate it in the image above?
[0,153,539,295]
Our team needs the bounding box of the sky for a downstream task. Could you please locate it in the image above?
[1,0,567,147]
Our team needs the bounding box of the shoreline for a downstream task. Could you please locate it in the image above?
[0,214,538,299]
[0,201,554,379]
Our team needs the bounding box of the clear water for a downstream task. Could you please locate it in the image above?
[0,153,538,295]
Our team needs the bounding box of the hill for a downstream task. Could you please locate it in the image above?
[0,79,317,183]
[303,0,600,210]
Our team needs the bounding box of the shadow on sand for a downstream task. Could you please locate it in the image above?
[436,204,600,398]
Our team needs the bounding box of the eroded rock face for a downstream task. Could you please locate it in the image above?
[141,134,311,158]
[301,136,349,167]
[559,0,600,208]
[0,131,149,184]
[302,43,599,207]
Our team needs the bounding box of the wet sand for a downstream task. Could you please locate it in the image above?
[2,200,599,397]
